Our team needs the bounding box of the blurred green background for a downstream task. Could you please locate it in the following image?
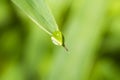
[0,0,120,80]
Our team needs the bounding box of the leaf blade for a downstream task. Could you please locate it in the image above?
[11,0,59,35]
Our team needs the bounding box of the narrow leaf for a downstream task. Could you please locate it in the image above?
[11,0,67,50]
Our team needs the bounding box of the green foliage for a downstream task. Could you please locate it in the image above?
[11,0,65,48]
[0,0,120,80]
[11,0,59,35]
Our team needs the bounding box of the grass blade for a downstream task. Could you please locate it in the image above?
[11,0,66,48]
[11,0,59,35]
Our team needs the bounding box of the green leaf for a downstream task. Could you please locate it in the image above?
[11,0,66,48]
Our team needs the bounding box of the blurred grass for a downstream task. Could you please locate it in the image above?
[0,0,120,80]
[48,0,109,80]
